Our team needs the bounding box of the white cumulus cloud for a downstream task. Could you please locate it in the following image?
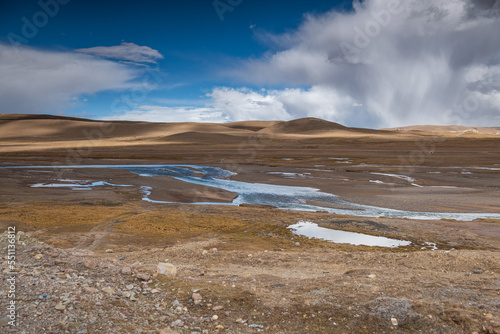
[104,105,229,123]
[223,0,500,127]
[111,0,500,127]
[105,86,361,124]
[0,43,141,115]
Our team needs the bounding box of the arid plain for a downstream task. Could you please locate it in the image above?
[1,114,499,333]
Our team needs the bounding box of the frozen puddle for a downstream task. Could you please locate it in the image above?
[4,164,500,221]
[328,158,352,164]
[288,221,412,248]
[370,172,461,189]
[268,172,311,179]
[31,179,131,190]
[371,172,423,187]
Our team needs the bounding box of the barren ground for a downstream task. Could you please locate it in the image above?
[0,116,499,333]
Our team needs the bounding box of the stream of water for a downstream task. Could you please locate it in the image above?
[5,164,500,221]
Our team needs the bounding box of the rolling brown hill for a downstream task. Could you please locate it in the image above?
[384,124,500,136]
[0,115,389,143]
[261,117,348,134]
[1,114,499,154]
[259,117,393,137]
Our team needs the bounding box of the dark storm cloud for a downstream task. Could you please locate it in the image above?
[226,0,500,127]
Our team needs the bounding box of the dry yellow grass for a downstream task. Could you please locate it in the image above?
[0,202,134,229]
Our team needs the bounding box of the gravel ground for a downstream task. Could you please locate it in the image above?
[1,229,499,334]
[0,231,248,334]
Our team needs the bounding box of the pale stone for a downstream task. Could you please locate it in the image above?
[55,303,65,311]
[157,263,177,276]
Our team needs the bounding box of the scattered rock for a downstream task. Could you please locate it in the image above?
[105,249,113,253]
[171,319,184,327]
[157,263,177,276]
[136,272,151,281]
[15,231,26,242]
[55,303,66,311]
[212,315,218,320]
[159,330,178,334]
[369,297,419,325]
[0,316,10,326]
[473,270,484,274]
[102,287,115,295]
[212,305,224,311]
[121,266,132,275]
[83,286,98,293]
[83,260,98,269]
[192,293,202,305]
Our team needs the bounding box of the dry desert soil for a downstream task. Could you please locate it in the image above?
[0,114,499,333]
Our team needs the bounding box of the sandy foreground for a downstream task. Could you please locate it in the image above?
[0,115,499,333]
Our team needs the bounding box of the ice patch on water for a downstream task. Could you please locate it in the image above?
[5,165,500,221]
[31,180,131,190]
[328,158,352,163]
[288,221,411,248]
[371,172,419,185]
[421,242,438,250]
[268,172,311,179]
[371,172,461,189]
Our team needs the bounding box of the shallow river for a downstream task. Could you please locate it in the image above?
[5,164,500,221]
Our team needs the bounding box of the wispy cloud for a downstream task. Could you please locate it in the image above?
[0,43,140,115]
[75,42,163,65]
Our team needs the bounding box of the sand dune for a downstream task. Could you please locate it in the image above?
[0,114,101,122]
[1,114,499,152]
[0,115,252,142]
[223,120,281,132]
[260,117,392,137]
[160,131,244,144]
[385,124,500,136]
[260,117,347,134]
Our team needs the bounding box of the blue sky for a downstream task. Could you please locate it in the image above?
[1,0,499,127]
